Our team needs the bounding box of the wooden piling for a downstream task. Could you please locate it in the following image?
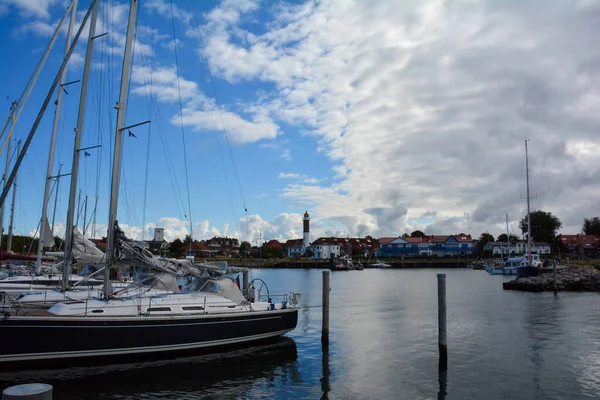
[322,270,330,346]
[243,270,249,296]
[2,383,52,400]
[553,261,558,295]
[437,273,447,369]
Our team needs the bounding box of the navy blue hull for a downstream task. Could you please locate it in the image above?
[0,309,298,363]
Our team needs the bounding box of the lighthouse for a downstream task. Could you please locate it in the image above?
[303,211,310,250]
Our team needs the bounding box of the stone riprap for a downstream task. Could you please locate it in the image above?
[503,265,600,292]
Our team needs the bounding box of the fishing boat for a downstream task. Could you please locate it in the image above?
[0,0,299,365]
[332,255,354,270]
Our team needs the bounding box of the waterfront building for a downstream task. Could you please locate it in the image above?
[285,239,305,257]
[311,237,376,259]
[378,234,477,257]
[483,241,551,256]
[557,234,599,255]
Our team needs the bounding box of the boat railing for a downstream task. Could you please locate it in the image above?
[255,292,301,308]
[0,291,27,316]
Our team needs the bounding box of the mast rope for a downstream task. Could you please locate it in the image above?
[184,0,250,236]
[170,0,194,242]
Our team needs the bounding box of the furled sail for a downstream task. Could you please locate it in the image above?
[71,227,106,264]
[113,222,245,278]
[42,219,55,248]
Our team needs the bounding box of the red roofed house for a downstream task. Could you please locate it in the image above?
[265,239,282,249]
[311,237,377,259]
[177,241,215,259]
[312,237,343,259]
[285,239,305,257]
[557,234,599,256]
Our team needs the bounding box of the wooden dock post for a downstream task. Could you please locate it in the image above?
[553,260,558,295]
[243,270,249,296]
[2,383,52,400]
[437,273,447,369]
[322,270,330,346]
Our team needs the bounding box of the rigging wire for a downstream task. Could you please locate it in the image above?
[170,0,194,242]
[141,122,152,241]
[135,20,187,222]
[184,0,248,236]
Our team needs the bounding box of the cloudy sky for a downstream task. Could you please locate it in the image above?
[0,0,598,245]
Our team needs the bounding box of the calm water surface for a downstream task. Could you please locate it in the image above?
[1,268,600,399]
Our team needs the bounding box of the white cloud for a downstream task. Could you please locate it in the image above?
[0,0,58,19]
[196,0,600,237]
[279,172,321,184]
[130,63,280,144]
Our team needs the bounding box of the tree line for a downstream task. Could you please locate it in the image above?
[476,211,600,249]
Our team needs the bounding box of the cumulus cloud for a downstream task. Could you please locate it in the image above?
[0,0,59,19]
[130,63,280,143]
[196,0,600,237]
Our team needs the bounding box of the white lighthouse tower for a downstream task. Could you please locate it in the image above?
[302,211,310,252]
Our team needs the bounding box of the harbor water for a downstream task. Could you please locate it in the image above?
[1,268,600,399]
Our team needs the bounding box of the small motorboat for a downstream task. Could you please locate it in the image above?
[369,262,392,268]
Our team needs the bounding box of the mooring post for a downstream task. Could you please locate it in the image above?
[553,260,558,295]
[322,270,330,346]
[437,273,447,369]
[2,383,52,400]
[243,270,249,296]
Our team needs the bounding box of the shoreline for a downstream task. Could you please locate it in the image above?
[503,265,600,292]
[227,260,473,269]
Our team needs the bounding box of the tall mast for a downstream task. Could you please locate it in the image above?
[36,0,78,274]
[0,2,74,157]
[51,164,62,234]
[104,0,139,298]
[0,103,16,247]
[7,140,22,253]
[505,214,510,258]
[62,0,99,291]
[525,140,532,264]
[0,0,98,209]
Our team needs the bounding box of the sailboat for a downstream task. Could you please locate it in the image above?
[516,140,539,279]
[0,0,299,365]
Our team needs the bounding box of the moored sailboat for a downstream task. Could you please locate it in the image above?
[0,0,299,365]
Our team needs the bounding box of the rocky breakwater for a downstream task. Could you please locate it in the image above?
[503,265,600,292]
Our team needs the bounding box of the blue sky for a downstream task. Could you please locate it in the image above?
[1,0,599,244]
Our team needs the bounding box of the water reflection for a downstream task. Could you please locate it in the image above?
[321,344,330,400]
[438,366,447,400]
[0,338,299,400]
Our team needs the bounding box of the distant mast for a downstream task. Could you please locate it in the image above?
[525,140,532,264]
[505,214,510,258]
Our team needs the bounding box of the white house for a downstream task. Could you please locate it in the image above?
[484,241,551,256]
[311,237,342,259]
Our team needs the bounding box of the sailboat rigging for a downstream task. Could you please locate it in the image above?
[35,0,78,275]
[0,0,299,365]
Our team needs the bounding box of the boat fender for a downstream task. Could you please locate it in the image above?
[270,303,275,311]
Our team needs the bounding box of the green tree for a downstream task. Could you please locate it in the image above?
[582,217,600,236]
[239,241,251,255]
[476,232,495,249]
[497,233,519,242]
[520,210,562,244]
[401,233,410,238]
[183,235,192,245]
[169,238,185,256]
[410,230,425,238]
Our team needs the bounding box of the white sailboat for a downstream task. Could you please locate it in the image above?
[516,140,541,278]
[0,0,299,365]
